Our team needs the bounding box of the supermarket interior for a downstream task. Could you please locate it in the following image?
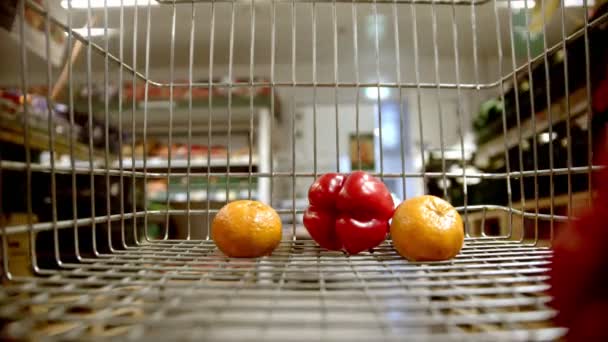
[2,0,608,340]
[1,0,606,260]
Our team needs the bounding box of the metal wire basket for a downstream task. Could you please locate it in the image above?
[1,0,604,340]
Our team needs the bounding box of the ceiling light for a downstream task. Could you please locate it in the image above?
[539,132,557,144]
[436,178,452,190]
[365,14,386,40]
[564,0,595,6]
[365,87,389,100]
[449,165,482,186]
[61,0,158,9]
[505,0,536,9]
[503,0,594,9]
[67,27,118,37]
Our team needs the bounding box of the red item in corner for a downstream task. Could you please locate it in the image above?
[549,140,608,341]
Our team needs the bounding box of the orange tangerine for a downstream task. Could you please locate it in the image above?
[212,200,282,258]
[391,195,464,261]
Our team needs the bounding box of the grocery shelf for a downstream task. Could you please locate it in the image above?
[0,238,562,341]
[148,190,258,203]
[115,156,257,170]
[0,113,109,161]
[475,88,588,165]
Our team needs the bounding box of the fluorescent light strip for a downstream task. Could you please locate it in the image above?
[61,0,158,9]
[364,88,390,100]
[66,27,119,37]
[564,0,594,7]
[505,0,594,8]
[507,0,536,9]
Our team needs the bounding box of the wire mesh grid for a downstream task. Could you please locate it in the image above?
[0,0,605,339]
[1,239,563,341]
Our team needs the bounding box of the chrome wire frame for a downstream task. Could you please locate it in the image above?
[0,0,601,340]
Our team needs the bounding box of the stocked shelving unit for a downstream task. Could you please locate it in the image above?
[474,87,589,166]
[0,114,95,161]
[113,100,273,239]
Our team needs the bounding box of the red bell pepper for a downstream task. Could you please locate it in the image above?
[303,171,395,254]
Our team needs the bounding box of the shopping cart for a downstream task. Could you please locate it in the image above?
[0,0,605,340]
